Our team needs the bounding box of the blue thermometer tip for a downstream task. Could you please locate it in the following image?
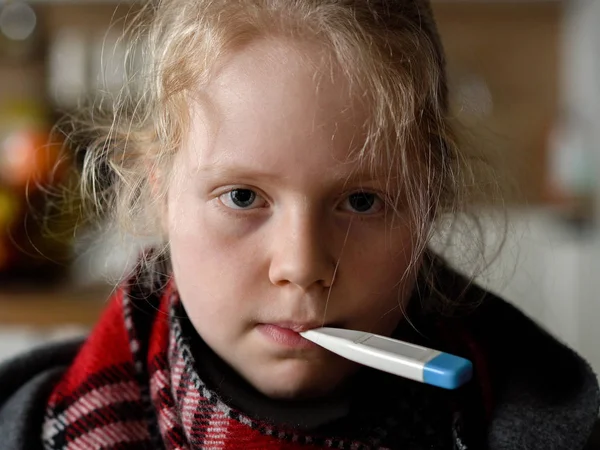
[423,353,473,390]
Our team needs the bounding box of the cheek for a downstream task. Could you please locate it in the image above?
[166,189,265,305]
[348,223,417,276]
[340,225,420,311]
[168,215,257,287]
[167,216,256,336]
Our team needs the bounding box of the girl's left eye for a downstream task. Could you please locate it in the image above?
[219,189,267,210]
[340,191,384,214]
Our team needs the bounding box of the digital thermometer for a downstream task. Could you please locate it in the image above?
[300,327,472,390]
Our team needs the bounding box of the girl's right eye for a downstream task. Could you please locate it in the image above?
[218,189,267,210]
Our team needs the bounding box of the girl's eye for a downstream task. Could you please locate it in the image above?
[219,189,266,210]
[341,192,383,214]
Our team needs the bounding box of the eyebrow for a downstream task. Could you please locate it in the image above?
[197,165,286,182]
[197,164,387,187]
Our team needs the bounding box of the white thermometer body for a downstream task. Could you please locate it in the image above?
[300,328,473,390]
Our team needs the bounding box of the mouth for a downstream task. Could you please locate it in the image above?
[269,322,324,332]
[257,321,340,349]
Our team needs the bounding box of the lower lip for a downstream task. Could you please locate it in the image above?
[257,324,319,349]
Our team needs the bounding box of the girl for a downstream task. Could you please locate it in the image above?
[1,0,599,449]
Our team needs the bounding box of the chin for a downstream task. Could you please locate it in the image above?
[246,359,357,400]
[254,378,335,400]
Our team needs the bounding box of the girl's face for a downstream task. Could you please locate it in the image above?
[167,38,422,399]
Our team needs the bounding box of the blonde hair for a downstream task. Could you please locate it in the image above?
[57,0,499,288]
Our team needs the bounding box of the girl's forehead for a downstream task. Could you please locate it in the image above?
[186,37,373,167]
[208,37,359,122]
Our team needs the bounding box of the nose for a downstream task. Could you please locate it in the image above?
[268,210,336,291]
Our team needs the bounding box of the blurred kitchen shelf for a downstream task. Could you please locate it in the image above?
[0,284,111,327]
[22,0,564,2]
[26,1,134,3]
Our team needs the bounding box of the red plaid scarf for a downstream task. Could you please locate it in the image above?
[42,278,492,450]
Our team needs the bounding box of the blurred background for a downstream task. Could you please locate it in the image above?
[0,0,599,378]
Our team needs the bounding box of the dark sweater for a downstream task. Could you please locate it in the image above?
[1,267,599,449]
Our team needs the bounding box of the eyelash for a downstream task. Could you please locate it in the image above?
[218,188,268,210]
[217,188,386,216]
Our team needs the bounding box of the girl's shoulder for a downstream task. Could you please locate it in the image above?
[432,260,600,449]
[0,338,84,450]
[0,277,160,450]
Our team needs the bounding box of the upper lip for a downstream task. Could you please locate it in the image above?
[268,321,328,332]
